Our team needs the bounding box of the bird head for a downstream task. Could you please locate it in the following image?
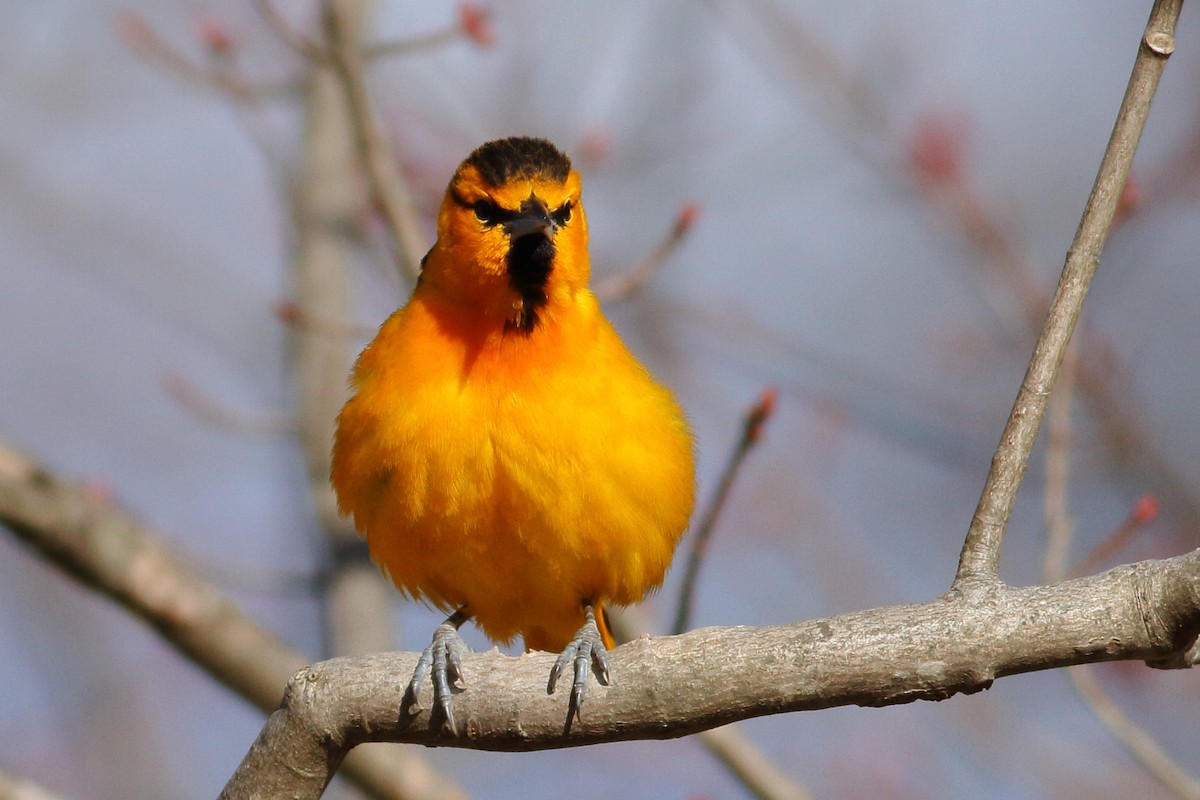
[422,137,591,334]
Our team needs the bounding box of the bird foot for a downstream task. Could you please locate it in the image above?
[408,611,471,734]
[547,605,611,731]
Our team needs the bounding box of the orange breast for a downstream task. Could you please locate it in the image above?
[330,286,695,650]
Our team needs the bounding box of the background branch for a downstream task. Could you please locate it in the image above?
[321,0,431,280]
[0,768,67,800]
[673,386,776,635]
[1043,343,1200,798]
[289,0,398,663]
[0,442,463,800]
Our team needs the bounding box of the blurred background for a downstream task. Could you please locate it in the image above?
[2,1,1199,798]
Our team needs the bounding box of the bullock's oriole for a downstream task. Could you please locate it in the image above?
[331,137,695,731]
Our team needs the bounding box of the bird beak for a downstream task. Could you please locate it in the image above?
[503,198,555,239]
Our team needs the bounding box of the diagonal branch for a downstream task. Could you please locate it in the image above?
[0,442,463,800]
[954,0,1183,586]
[593,203,699,302]
[321,0,428,280]
[673,387,777,635]
[0,767,69,800]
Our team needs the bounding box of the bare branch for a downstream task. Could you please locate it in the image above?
[1070,661,1200,799]
[697,725,813,800]
[1072,494,1160,578]
[593,203,699,302]
[1043,334,1200,799]
[220,556,1200,798]
[249,0,325,60]
[954,0,1183,585]
[321,0,428,280]
[364,5,495,59]
[162,373,295,436]
[117,11,294,102]
[673,386,777,635]
[0,768,68,800]
[0,442,464,800]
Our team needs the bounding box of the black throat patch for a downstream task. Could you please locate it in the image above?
[506,233,554,334]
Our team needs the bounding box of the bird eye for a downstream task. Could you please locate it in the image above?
[552,202,572,227]
[473,199,501,225]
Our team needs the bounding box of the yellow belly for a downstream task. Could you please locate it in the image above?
[331,288,695,650]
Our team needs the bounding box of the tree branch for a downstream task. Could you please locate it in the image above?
[592,203,699,302]
[673,386,777,635]
[287,0,404,664]
[1043,338,1200,798]
[954,0,1182,584]
[219,555,1200,798]
[0,442,463,800]
[0,767,68,800]
[321,0,429,280]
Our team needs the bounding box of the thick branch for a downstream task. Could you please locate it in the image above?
[219,554,1200,798]
[955,0,1182,584]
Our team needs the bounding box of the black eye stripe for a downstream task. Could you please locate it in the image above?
[552,202,572,226]
[453,190,573,230]
[473,199,510,227]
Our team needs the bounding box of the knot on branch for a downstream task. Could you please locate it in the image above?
[1130,553,1200,664]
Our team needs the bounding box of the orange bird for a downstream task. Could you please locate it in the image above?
[331,137,695,730]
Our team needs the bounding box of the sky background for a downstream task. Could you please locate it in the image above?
[3,2,1199,798]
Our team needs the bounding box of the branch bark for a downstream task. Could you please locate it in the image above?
[219,555,1200,798]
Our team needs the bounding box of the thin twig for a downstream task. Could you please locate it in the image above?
[363,2,496,61]
[953,0,1182,586]
[275,299,376,340]
[694,725,813,800]
[322,1,428,280]
[593,203,699,302]
[248,0,325,59]
[162,373,295,436]
[1071,493,1159,578]
[673,387,777,635]
[117,11,293,102]
[1068,665,1200,800]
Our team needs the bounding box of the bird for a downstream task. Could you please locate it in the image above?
[330,136,695,732]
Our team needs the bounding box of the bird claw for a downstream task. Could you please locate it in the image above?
[408,615,470,734]
[547,606,610,731]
